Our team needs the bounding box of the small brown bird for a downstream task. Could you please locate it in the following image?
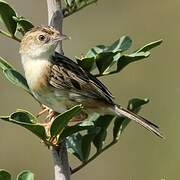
[19,26,163,138]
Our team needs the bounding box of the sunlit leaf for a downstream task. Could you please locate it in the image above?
[136,39,163,53]
[59,120,94,140]
[95,51,114,74]
[17,170,34,180]
[76,57,95,72]
[0,57,31,94]
[85,45,106,58]
[0,56,13,70]
[0,169,11,180]
[128,98,149,112]
[106,36,132,52]
[50,105,82,138]
[4,69,30,93]
[77,37,162,77]
[115,52,150,72]
[0,110,47,140]
[13,16,34,35]
[10,110,36,123]
[0,0,17,35]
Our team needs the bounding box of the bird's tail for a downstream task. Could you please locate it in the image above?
[114,105,163,138]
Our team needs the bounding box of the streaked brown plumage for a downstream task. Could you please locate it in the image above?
[19,26,163,138]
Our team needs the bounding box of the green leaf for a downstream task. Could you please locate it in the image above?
[59,120,94,139]
[128,97,149,112]
[136,39,163,53]
[50,105,82,138]
[92,115,114,152]
[17,171,34,180]
[127,51,150,58]
[77,37,162,77]
[66,127,99,162]
[81,131,98,162]
[0,110,47,140]
[78,37,132,75]
[4,69,30,93]
[104,51,150,76]
[0,169,11,180]
[0,56,13,70]
[95,51,114,74]
[106,36,132,52]
[0,56,31,94]
[66,133,84,161]
[86,45,106,58]
[76,57,95,72]
[10,110,36,123]
[113,116,125,141]
[108,40,162,75]
[113,98,149,141]
[115,52,150,72]
[0,0,17,35]
[13,16,34,34]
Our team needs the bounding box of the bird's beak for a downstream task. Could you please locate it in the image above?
[53,34,71,42]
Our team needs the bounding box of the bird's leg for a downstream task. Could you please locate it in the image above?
[45,109,57,123]
[43,110,57,143]
[37,105,57,134]
[37,104,50,117]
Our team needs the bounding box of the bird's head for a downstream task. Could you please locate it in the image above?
[19,26,68,59]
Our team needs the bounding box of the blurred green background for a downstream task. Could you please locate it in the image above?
[0,0,179,179]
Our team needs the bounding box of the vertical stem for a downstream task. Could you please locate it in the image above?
[46,0,71,180]
[47,0,64,54]
[52,141,71,180]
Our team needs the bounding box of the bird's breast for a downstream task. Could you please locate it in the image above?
[21,57,112,115]
[22,58,51,91]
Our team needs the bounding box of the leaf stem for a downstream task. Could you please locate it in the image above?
[63,0,98,18]
[0,29,21,42]
[71,140,117,174]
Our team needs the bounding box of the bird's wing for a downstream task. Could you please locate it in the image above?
[49,52,115,104]
[48,53,163,138]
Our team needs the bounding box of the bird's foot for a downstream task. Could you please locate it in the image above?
[45,110,57,122]
[37,104,50,117]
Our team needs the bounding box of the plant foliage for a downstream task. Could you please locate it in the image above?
[0,169,34,180]
[0,0,162,174]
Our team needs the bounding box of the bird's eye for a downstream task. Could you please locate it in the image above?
[38,34,46,41]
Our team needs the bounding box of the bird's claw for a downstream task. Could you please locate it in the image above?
[37,104,51,117]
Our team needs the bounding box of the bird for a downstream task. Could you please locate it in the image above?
[19,26,163,138]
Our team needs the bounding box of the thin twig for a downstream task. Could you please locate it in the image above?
[0,29,21,42]
[63,0,98,18]
[71,140,117,174]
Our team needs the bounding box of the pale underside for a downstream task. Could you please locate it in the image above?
[33,87,112,115]
[21,54,115,116]
[20,52,162,137]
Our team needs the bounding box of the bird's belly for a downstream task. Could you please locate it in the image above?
[33,88,111,115]
[33,89,75,113]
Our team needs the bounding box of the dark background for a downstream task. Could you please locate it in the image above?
[0,0,179,179]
